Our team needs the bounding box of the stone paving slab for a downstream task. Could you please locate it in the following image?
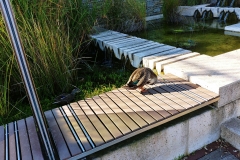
[164,49,240,107]
[199,148,238,160]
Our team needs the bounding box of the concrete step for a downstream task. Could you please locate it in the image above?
[221,118,240,150]
[163,49,240,108]
[156,52,200,74]
[142,48,191,69]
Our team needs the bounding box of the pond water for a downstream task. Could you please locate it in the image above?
[131,19,240,57]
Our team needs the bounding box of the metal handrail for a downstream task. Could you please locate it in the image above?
[0,0,55,159]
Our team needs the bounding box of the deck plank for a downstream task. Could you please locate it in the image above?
[91,30,119,38]
[85,98,123,139]
[0,125,4,160]
[52,108,82,156]
[77,100,114,143]
[45,110,71,160]
[145,85,186,112]
[70,102,105,146]
[99,94,139,131]
[61,105,92,151]
[118,88,164,121]
[140,89,177,116]
[124,88,172,118]
[158,77,204,103]
[113,89,156,124]
[26,116,45,160]
[162,74,216,100]
[92,95,131,135]
[151,84,193,109]
[8,122,17,160]
[17,119,32,160]
[155,82,199,106]
[106,91,148,128]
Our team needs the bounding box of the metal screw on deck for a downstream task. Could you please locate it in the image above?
[0,0,55,159]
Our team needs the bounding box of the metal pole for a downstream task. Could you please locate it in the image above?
[0,0,55,159]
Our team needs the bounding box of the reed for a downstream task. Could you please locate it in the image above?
[0,0,144,124]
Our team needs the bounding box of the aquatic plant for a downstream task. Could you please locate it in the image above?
[162,0,183,24]
[97,0,146,32]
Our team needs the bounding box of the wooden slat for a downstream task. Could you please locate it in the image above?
[158,78,204,103]
[52,108,82,156]
[124,88,171,118]
[140,87,179,116]
[155,82,199,106]
[98,94,139,131]
[151,84,192,109]
[118,88,163,121]
[85,98,123,139]
[105,36,139,45]
[0,125,5,160]
[145,85,186,112]
[70,102,105,146]
[61,105,92,152]
[119,41,154,53]
[106,91,148,128]
[162,74,216,100]
[45,110,71,160]
[78,100,114,143]
[8,122,17,160]
[26,117,44,160]
[91,31,119,38]
[114,89,156,124]
[96,33,126,41]
[17,119,32,160]
[92,95,131,135]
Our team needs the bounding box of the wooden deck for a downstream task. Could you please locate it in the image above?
[0,74,219,159]
[0,75,219,159]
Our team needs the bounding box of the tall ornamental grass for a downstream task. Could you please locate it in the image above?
[0,0,146,123]
[0,0,98,120]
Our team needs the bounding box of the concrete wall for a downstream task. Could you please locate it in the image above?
[91,99,240,160]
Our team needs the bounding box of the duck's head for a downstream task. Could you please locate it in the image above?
[71,88,81,95]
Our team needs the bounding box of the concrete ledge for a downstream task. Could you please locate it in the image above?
[92,99,240,160]
[143,48,191,69]
[145,14,163,21]
[155,52,200,74]
[164,49,240,107]
[225,23,240,32]
[221,118,240,150]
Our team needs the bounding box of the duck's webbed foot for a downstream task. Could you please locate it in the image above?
[139,87,147,93]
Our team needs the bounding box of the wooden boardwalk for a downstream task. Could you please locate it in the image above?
[0,74,219,159]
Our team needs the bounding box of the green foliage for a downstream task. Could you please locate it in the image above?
[97,0,146,32]
[162,0,182,24]
[0,0,142,124]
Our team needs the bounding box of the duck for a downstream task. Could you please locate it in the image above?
[53,88,81,105]
[122,67,157,93]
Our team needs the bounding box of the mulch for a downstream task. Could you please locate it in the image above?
[184,138,240,160]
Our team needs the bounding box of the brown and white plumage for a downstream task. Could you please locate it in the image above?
[122,67,157,93]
